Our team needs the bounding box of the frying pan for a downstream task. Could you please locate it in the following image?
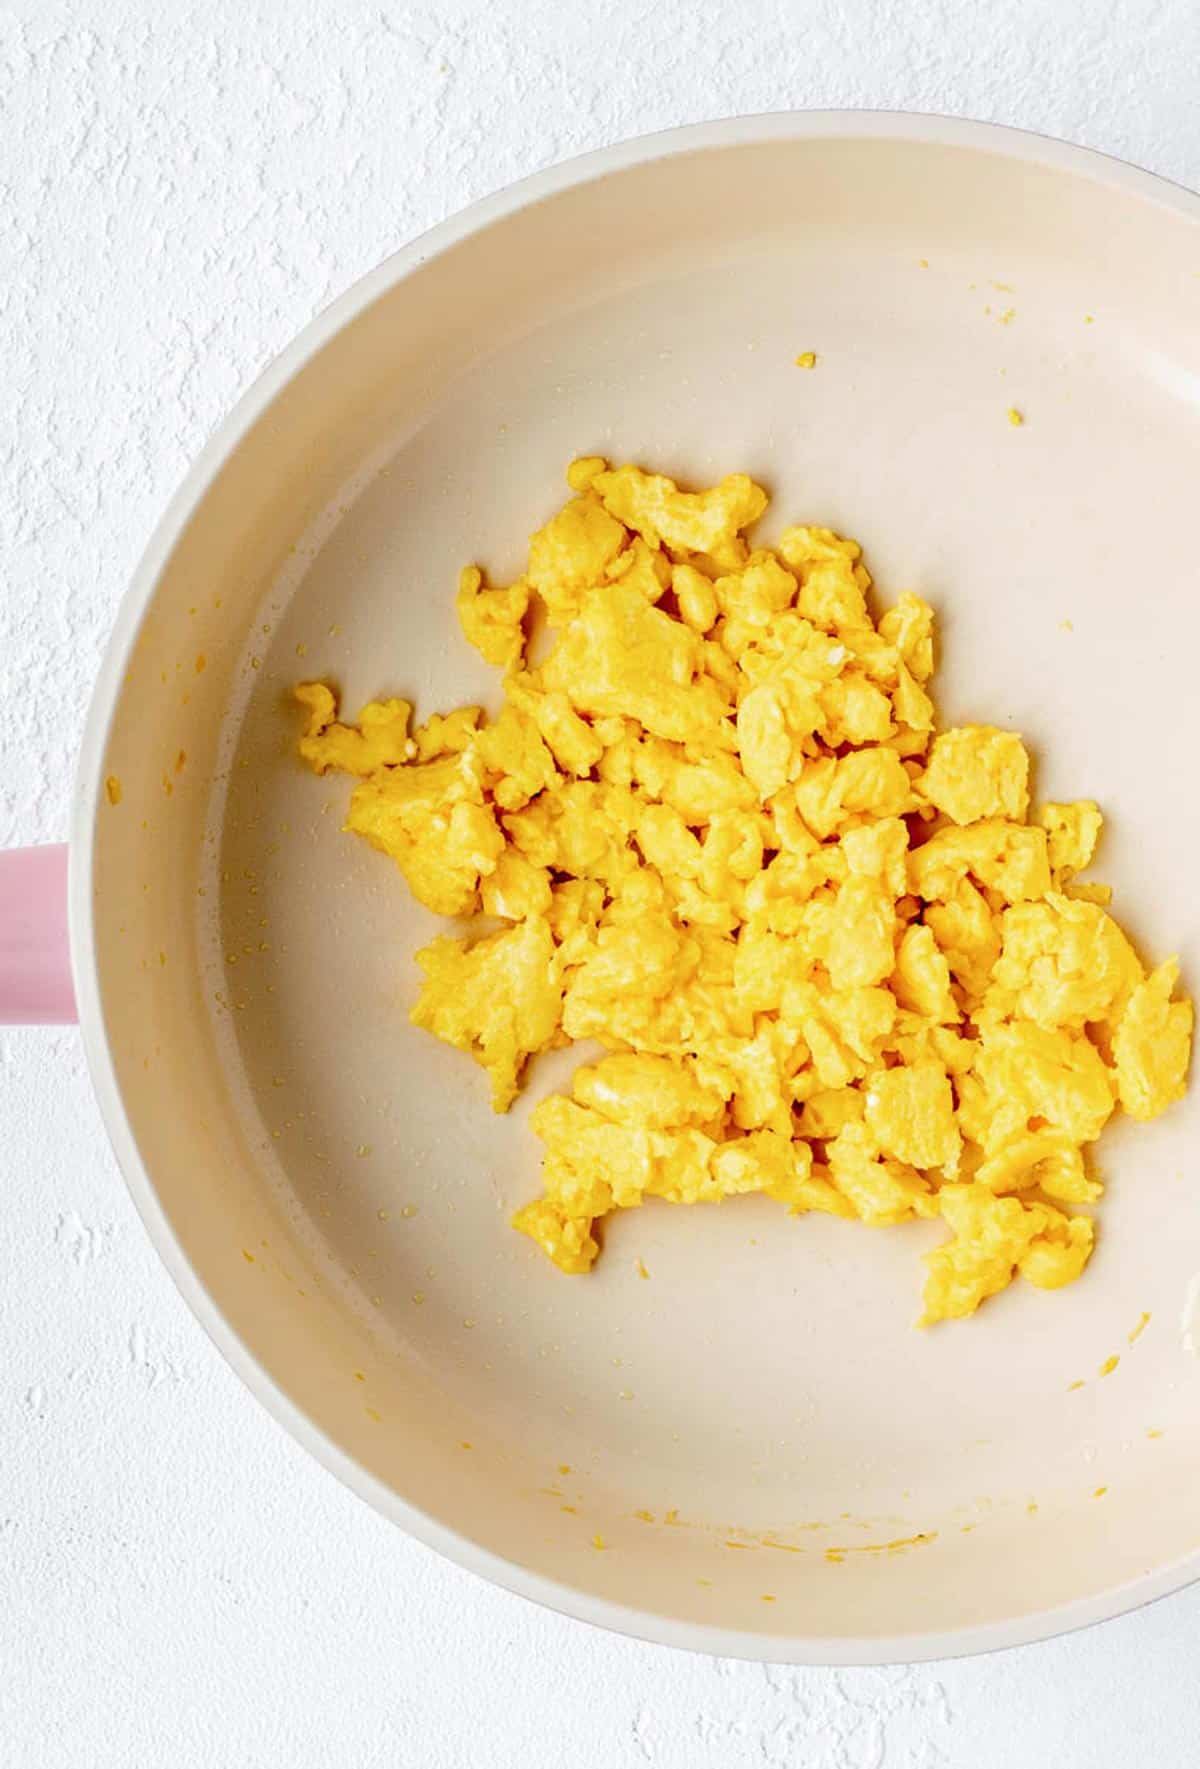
[5,112,1200,1663]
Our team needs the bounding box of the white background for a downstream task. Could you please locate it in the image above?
[3,2,1200,1763]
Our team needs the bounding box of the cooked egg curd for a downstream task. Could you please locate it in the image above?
[296,459,1192,1323]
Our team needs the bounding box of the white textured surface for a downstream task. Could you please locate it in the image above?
[4,1,1200,1762]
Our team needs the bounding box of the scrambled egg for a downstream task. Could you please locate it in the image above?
[295,460,1193,1323]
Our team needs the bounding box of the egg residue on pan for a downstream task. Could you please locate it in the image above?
[294,459,1192,1323]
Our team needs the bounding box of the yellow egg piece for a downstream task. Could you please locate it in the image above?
[919,725,1030,826]
[1114,959,1194,1120]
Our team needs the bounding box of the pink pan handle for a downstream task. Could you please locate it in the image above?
[0,845,77,1024]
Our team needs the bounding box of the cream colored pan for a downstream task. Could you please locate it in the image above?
[8,114,1200,1662]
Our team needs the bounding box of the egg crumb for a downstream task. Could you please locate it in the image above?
[296,457,1192,1324]
[794,351,817,369]
[1007,407,1025,427]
